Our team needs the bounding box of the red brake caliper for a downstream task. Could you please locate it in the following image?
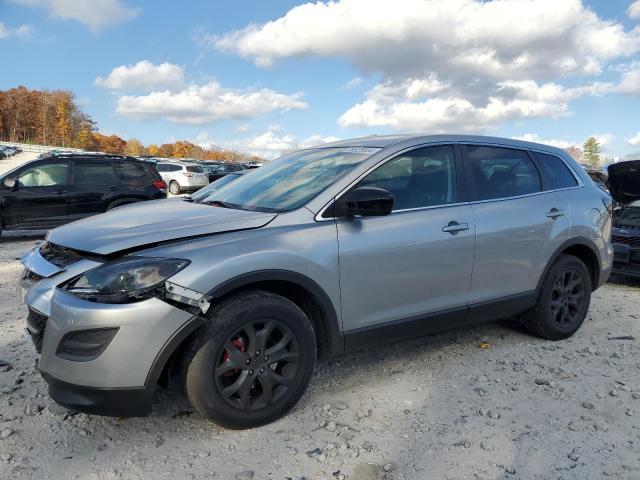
[222,338,246,376]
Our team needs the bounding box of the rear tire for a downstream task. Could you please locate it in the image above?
[169,181,181,195]
[521,254,591,340]
[184,290,316,429]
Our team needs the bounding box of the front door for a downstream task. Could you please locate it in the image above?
[3,161,70,229]
[335,145,475,342]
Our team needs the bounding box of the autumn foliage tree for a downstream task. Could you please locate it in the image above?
[0,85,262,161]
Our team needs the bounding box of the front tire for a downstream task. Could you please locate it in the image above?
[169,181,181,195]
[522,254,591,340]
[185,291,316,429]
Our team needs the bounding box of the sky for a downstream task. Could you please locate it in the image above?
[1,0,640,159]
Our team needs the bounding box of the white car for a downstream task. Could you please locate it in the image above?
[156,162,209,194]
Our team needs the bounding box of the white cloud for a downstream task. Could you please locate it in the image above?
[340,77,363,90]
[215,0,639,133]
[514,132,614,151]
[338,79,611,132]
[194,128,340,158]
[513,134,579,150]
[0,21,33,39]
[12,0,139,31]
[614,63,640,95]
[116,81,307,125]
[96,61,185,92]
[629,1,640,19]
[628,131,640,147]
[215,0,640,80]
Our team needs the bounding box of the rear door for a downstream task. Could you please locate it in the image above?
[463,145,571,309]
[336,144,475,341]
[68,159,117,221]
[2,161,70,229]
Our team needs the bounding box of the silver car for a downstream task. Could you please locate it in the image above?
[19,135,613,428]
[156,161,209,194]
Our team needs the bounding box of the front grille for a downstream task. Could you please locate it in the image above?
[26,308,48,353]
[612,235,640,248]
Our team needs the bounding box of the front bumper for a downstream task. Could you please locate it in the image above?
[42,372,155,417]
[612,241,640,278]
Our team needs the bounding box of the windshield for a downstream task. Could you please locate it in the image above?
[200,147,379,212]
[192,173,242,201]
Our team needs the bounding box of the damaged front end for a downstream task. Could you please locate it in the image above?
[607,160,640,278]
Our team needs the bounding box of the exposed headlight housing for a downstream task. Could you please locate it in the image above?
[66,257,190,303]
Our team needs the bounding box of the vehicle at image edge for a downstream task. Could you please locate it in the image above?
[156,161,210,194]
[0,154,166,235]
[189,170,246,202]
[607,160,640,278]
[19,134,613,429]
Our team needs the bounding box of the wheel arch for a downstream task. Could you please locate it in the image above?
[146,270,344,389]
[538,237,602,293]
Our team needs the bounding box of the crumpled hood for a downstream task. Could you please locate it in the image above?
[607,160,640,204]
[47,198,277,255]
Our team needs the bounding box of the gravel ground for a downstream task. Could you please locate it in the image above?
[1,237,640,480]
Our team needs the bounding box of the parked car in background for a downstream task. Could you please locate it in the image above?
[208,162,252,182]
[190,170,245,202]
[608,160,640,278]
[198,161,223,182]
[0,154,166,235]
[19,135,612,428]
[157,161,210,194]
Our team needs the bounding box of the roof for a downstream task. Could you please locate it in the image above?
[320,134,567,155]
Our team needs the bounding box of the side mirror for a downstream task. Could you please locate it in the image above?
[335,186,394,217]
[3,177,16,189]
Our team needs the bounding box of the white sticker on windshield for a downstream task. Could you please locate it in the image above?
[342,147,381,154]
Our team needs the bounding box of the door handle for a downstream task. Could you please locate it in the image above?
[546,208,565,219]
[442,221,469,234]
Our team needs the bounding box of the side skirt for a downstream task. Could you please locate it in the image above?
[342,291,536,353]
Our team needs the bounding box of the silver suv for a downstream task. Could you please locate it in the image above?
[20,135,613,429]
[156,161,209,194]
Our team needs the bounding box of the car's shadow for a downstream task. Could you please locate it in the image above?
[0,231,46,244]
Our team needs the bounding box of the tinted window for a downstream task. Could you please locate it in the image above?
[359,145,457,210]
[170,164,182,172]
[18,162,68,187]
[115,161,148,180]
[466,146,541,201]
[531,151,578,190]
[186,165,204,173]
[156,164,167,172]
[74,162,114,185]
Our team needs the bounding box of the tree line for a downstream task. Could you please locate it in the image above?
[0,86,260,161]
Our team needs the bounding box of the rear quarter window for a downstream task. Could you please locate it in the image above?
[115,161,149,181]
[186,166,204,173]
[531,151,578,190]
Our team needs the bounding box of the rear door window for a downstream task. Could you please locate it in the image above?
[115,161,148,180]
[73,161,114,185]
[464,146,541,201]
[531,151,578,190]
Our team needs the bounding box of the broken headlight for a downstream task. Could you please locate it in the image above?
[66,257,189,303]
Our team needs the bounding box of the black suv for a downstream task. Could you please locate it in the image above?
[0,154,166,235]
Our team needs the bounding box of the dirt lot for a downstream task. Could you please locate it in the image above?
[1,234,639,480]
